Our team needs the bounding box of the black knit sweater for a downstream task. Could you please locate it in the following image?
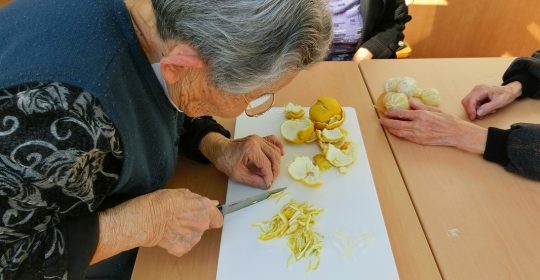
[483,50,540,180]
[358,0,412,58]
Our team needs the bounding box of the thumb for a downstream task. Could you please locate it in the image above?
[234,162,270,189]
[249,154,274,188]
[476,101,501,117]
[239,170,268,189]
[209,207,224,228]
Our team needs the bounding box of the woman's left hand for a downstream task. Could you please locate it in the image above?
[352,48,373,64]
[379,101,488,154]
[200,132,284,189]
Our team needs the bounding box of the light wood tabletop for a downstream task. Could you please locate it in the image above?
[360,57,540,280]
[132,62,441,280]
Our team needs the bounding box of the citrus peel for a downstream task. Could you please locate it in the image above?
[324,143,355,167]
[284,102,305,119]
[316,127,346,143]
[281,119,315,144]
[309,97,345,130]
[288,156,322,186]
[312,153,333,171]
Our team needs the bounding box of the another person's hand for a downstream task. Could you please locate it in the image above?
[200,132,284,189]
[380,101,487,154]
[352,47,373,64]
[93,189,223,263]
[461,81,522,120]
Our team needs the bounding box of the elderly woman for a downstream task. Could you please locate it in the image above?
[0,0,332,279]
[380,51,540,180]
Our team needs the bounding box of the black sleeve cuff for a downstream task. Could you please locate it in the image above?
[66,213,99,279]
[180,116,231,163]
[361,38,395,59]
[483,127,512,166]
[502,72,539,99]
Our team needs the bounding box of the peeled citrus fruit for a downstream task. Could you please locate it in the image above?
[288,156,322,186]
[383,92,409,110]
[384,77,401,93]
[309,97,345,130]
[281,119,315,144]
[380,77,442,113]
[284,102,305,119]
[408,96,425,106]
[419,88,441,106]
[396,77,418,97]
[375,92,387,113]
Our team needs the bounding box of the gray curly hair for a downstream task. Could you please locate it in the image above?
[152,0,332,93]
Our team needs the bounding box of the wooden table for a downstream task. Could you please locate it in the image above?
[360,57,540,279]
[132,62,441,280]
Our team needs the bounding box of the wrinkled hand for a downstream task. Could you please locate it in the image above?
[201,133,284,189]
[380,101,487,154]
[145,189,223,257]
[94,188,223,264]
[462,81,522,120]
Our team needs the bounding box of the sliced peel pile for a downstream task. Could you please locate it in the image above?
[253,200,324,271]
[288,156,322,186]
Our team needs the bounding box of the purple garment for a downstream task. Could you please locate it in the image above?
[326,0,363,61]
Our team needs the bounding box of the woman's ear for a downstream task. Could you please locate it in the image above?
[160,43,205,84]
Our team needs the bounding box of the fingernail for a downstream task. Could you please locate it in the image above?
[477,109,485,116]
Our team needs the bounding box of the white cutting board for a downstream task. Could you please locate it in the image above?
[216,107,399,280]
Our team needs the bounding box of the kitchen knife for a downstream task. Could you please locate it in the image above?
[217,187,287,215]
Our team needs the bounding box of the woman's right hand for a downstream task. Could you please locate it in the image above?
[145,189,224,257]
[93,189,223,264]
[461,81,522,120]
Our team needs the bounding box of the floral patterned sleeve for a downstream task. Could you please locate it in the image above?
[0,82,123,279]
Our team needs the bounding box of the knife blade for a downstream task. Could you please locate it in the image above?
[217,187,287,215]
